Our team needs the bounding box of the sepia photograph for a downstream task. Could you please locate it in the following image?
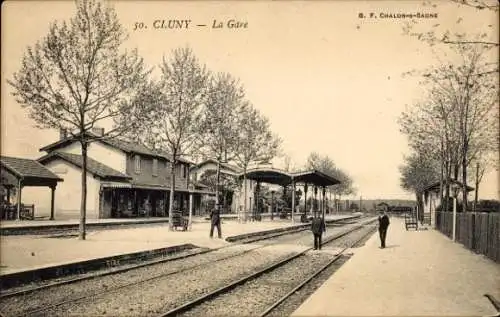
[1,0,499,316]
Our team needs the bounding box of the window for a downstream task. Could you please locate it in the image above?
[152,159,158,177]
[134,155,141,174]
[181,164,187,178]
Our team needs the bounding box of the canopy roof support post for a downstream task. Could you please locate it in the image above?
[188,192,193,231]
[303,183,308,216]
[270,190,274,221]
[6,187,11,204]
[313,186,318,217]
[322,186,326,219]
[16,179,22,220]
[310,186,315,216]
[50,185,56,220]
[291,179,295,224]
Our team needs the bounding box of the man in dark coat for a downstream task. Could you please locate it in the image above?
[209,204,222,239]
[378,210,390,248]
[311,214,326,250]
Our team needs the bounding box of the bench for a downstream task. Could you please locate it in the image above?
[405,212,418,231]
[171,213,188,231]
[422,213,431,226]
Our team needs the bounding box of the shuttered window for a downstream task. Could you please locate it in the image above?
[134,155,141,174]
[152,159,158,176]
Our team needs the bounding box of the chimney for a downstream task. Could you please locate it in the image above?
[91,127,105,137]
[59,128,67,140]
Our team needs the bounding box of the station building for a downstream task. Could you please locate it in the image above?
[10,129,213,220]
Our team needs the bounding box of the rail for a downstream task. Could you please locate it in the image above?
[159,219,378,317]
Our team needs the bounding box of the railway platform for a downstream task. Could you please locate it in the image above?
[0,214,355,276]
[292,217,500,316]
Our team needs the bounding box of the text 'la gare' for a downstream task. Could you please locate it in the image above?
[151,19,248,29]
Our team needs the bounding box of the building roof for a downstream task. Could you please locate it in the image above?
[190,159,242,174]
[292,170,341,186]
[1,155,63,186]
[422,179,475,193]
[38,152,131,181]
[237,168,342,187]
[39,132,192,164]
[238,167,293,186]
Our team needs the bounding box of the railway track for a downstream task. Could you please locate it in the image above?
[0,246,211,298]
[0,215,363,298]
[0,217,376,317]
[160,220,377,317]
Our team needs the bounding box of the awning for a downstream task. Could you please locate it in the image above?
[101,182,132,189]
[189,189,216,195]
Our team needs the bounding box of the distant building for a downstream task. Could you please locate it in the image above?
[24,129,211,219]
[375,202,390,212]
[421,179,474,228]
[190,159,255,213]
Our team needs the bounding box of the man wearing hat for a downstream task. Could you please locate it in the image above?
[209,203,222,239]
[378,210,390,248]
[311,212,326,250]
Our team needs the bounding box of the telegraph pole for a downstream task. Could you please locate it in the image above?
[215,156,221,211]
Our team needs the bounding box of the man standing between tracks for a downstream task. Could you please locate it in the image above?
[378,210,390,248]
[311,213,326,250]
[210,203,222,239]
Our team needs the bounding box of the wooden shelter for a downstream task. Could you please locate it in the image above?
[238,168,341,222]
[1,156,63,220]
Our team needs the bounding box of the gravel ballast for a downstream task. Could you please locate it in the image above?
[177,252,335,317]
[14,245,300,317]
[1,218,377,317]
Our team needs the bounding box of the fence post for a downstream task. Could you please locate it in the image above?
[471,213,476,251]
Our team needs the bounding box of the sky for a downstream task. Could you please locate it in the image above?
[1,0,498,200]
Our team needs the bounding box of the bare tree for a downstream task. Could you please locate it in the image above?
[127,47,209,230]
[400,44,498,211]
[402,0,498,73]
[281,153,295,172]
[400,152,441,217]
[200,72,245,210]
[232,103,281,221]
[403,0,498,46]
[8,0,150,240]
[304,152,355,210]
[469,151,497,210]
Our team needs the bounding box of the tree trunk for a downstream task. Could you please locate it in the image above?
[215,159,221,211]
[169,156,176,231]
[243,167,248,222]
[79,141,88,240]
[416,192,423,222]
[474,162,479,212]
[439,150,444,210]
[453,163,459,180]
[444,159,450,212]
[462,142,468,212]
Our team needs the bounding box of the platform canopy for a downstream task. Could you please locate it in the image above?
[238,168,341,187]
[291,169,341,187]
[1,155,63,220]
[1,156,63,187]
[238,167,292,186]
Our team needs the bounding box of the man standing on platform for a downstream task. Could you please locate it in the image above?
[311,213,326,250]
[378,210,390,248]
[210,203,222,239]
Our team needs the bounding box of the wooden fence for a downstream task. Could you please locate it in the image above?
[436,211,500,263]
